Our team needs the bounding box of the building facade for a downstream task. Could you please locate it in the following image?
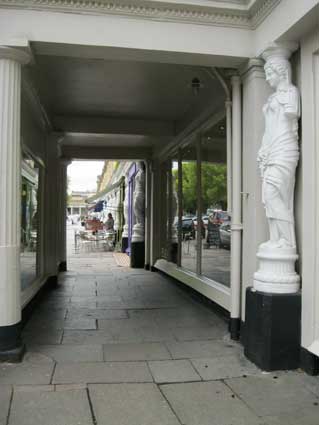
[67,190,94,217]
[0,0,318,372]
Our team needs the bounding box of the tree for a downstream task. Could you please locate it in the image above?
[172,162,227,214]
[201,163,227,211]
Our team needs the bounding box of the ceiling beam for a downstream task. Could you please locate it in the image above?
[61,145,152,160]
[53,116,175,137]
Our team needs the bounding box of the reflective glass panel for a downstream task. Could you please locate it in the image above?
[181,142,197,273]
[200,134,230,286]
[21,154,40,290]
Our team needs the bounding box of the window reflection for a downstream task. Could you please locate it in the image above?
[201,137,230,286]
[181,143,197,274]
[21,153,40,290]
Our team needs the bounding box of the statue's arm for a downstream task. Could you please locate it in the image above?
[284,87,300,119]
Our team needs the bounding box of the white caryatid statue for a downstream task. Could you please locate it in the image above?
[254,43,300,294]
[132,162,145,243]
[122,176,129,239]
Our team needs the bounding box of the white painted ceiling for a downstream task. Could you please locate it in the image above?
[29,49,227,157]
[33,55,224,121]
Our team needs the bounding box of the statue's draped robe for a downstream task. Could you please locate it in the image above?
[258,86,300,246]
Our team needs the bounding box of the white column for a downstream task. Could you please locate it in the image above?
[230,75,242,336]
[144,161,152,267]
[150,160,161,266]
[225,99,232,213]
[43,134,60,278]
[0,46,30,358]
[58,159,69,271]
[241,60,270,318]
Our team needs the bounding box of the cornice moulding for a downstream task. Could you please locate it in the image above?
[0,0,281,29]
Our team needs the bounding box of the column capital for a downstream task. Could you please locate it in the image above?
[230,75,241,85]
[0,46,30,64]
[261,42,298,63]
[60,158,72,167]
[240,58,265,81]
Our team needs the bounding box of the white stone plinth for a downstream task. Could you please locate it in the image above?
[253,245,300,294]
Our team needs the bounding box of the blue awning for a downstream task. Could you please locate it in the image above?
[94,200,105,212]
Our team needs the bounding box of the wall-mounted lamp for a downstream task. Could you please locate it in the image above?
[190,77,204,95]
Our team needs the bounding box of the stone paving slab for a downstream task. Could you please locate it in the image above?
[30,309,67,320]
[0,385,12,425]
[8,388,93,425]
[13,385,54,392]
[24,318,97,331]
[30,345,103,363]
[23,319,64,332]
[103,342,172,361]
[66,308,128,320]
[23,330,63,345]
[148,359,201,383]
[225,373,319,417]
[172,325,227,341]
[88,383,180,425]
[298,373,319,397]
[138,326,176,342]
[263,406,319,425]
[62,330,114,345]
[64,319,97,330]
[161,381,264,425]
[68,300,97,309]
[166,339,241,359]
[0,362,54,385]
[191,354,259,380]
[53,361,153,384]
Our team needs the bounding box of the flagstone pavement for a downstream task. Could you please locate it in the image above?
[1,228,319,424]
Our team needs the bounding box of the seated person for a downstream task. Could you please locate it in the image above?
[105,213,114,231]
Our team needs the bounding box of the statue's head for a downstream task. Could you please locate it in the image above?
[262,43,296,89]
[264,58,291,89]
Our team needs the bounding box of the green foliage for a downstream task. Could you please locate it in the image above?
[201,163,227,211]
[172,162,227,214]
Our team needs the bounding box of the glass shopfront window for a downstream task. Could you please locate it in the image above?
[160,126,230,287]
[165,158,179,264]
[181,141,197,274]
[200,136,230,286]
[21,153,40,290]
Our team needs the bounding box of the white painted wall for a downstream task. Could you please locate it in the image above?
[300,27,319,355]
[21,94,46,160]
[254,0,319,53]
[0,9,253,66]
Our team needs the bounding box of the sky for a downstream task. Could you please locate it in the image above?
[68,161,104,193]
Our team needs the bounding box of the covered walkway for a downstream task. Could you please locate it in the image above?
[1,231,319,424]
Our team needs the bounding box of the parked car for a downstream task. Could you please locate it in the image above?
[219,221,231,249]
[192,217,206,238]
[202,215,209,227]
[182,217,195,240]
[209,210,230,226]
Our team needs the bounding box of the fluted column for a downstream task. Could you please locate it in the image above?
[0,46,30,361]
